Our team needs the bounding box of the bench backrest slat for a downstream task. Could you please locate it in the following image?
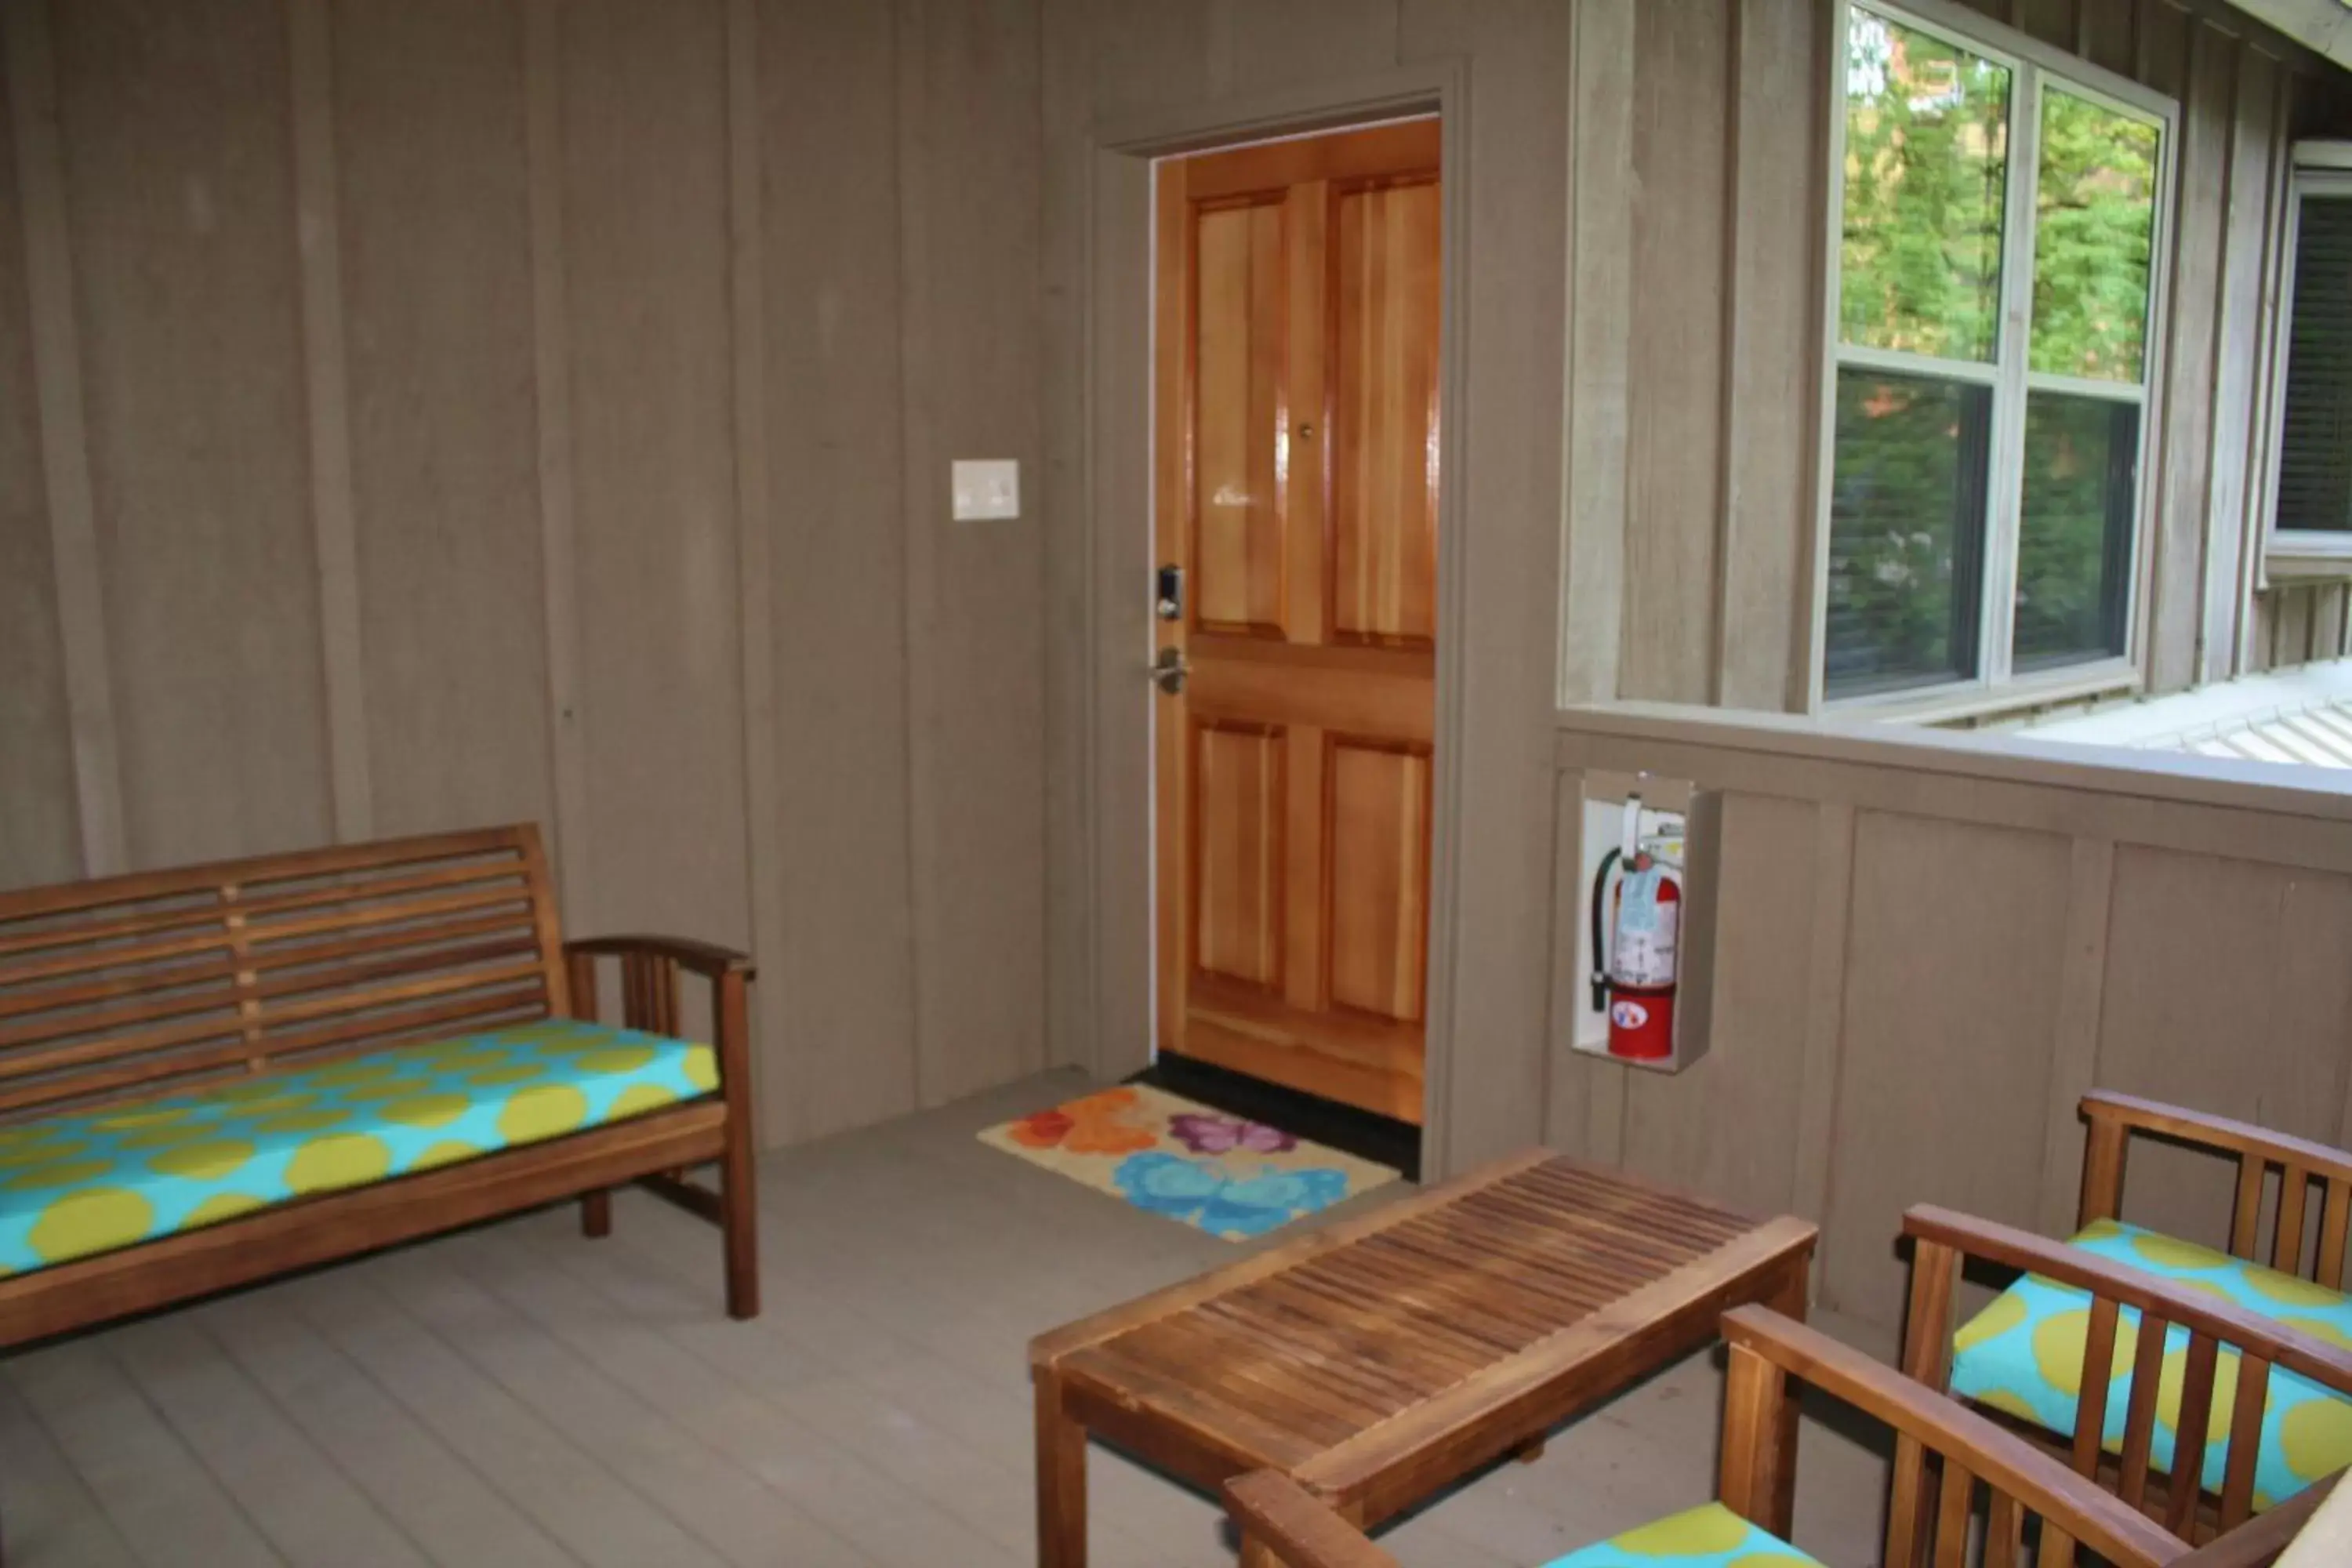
[0,826,568,1119]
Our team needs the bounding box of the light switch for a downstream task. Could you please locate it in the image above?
[951,459,1020,521]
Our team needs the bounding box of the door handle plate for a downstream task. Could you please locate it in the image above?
[1150,647,1189,695]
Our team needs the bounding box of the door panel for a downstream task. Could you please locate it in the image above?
[1193,200,1289,634]
[1191,720,1284,989]
[1326,739,1431,1023]
[1332,180,1441,646]
[1153,119,1441,1126]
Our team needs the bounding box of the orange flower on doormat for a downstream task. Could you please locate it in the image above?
[1007,1087,1158,1155]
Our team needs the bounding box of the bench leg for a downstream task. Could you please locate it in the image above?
[720,1131,759,1321]
[581,1189,612,1237]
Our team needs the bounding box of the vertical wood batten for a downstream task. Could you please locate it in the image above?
[2148,20,2234,694]
[724,0,782,1139]
[2040,837,2115,1237]
[1716,0,1823,713]
[1557,0,1632,706]
[286,0,371,844]
[2199,45,2280,684]
[1791,800,1854,1301]
[523,0,592,930]
[4,0,126,878]
[892,0,936,1112]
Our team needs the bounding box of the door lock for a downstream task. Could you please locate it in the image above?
[1155,564,1185,622]
[1149,647,1190,695]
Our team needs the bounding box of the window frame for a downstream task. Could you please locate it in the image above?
[2261,142,2352,580]
[1811,0,2178,718]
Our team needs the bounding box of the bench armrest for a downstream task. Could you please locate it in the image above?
[564,934,755,981]
[1222,1473,1399,1568]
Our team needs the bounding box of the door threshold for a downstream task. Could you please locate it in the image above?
[1132,1054,1421,1182]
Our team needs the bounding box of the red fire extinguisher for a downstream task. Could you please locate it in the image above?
[1588,800,1681,1062]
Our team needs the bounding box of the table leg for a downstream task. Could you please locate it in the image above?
[1036,1370,1087,1568]
[1237,1534,1279,1568]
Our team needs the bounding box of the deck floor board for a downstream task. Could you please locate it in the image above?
[1,1070,1892,1566]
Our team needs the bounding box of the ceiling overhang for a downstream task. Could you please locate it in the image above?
[2227,0,2352,73]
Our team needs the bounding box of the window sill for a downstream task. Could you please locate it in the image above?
[1825,659,2140,728]
[2265,534,2352,583]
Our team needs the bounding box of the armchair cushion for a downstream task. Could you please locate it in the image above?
[1949,1218,2352,1510]
[1537,1503,1821,1568]
[0,1019,715,1277]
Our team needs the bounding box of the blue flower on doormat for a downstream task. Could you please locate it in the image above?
[1111,1152,1349,1238]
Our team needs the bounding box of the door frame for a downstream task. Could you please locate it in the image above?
[1067,61,1472,1174]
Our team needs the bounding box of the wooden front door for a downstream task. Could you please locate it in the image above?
[1152,120,1440,1125]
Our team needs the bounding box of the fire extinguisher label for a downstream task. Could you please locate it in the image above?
[1611,866,1679,989]
[1610,999,1650,1031]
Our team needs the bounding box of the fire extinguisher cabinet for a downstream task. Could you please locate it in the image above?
[1561,771,1719,1076]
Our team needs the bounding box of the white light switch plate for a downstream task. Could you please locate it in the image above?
[951,459,1020,521]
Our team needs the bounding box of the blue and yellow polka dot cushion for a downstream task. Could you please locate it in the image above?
[1948,1217,2352,1511]
[1537,1502,1820,1568]
[0,1019,716,1277]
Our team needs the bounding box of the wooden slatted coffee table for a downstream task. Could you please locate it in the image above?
[1029,1150,1817,1566]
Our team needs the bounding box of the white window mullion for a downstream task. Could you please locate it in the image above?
[1980,63,2042,688]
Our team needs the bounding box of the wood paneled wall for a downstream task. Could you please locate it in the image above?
[1549,704,2352,1331]
[0,0,1047,1148]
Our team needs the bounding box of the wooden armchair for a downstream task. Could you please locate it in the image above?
[1222,1305,2332,1568]
[2078,1091,2352,1288]
[1902,1204,2352,1537]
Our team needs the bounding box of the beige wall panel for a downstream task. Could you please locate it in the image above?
[2078,0,2137,76]
[2017,0,2082,52]
[1086,0,1210,115]
[1718,0,1825,713]
[1619,0,1731,706]
[761,0,920,1141]
[1821,811,2074,1323]
[0,204,72,884]
[1406,0,1573,1168]
[2095,845,2352,1247]
[55,0,331,868]
[2137,0,2190,96]
[558,0,750,953]
[334,0,552,841]
[0,56,79,895]
[2267,585,2313,668]
[900,0,1047,1108]
[1620,792,1821,1213]
[2147,24,2235,695]
[2325,585,2352,660]
[1206,0,1399,100]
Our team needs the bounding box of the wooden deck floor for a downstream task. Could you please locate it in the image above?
[0,1071,1893,1566]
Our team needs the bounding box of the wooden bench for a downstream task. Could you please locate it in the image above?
[0,823,759,1350]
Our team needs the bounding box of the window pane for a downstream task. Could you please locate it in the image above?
[2278,193,2352,533]
[2030,90,2159,383]
[1827,368,1994,696]
[1839,10,2011,361]
[2013,393,2138,667]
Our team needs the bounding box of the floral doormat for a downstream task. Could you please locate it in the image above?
[977,1083,1399,1241]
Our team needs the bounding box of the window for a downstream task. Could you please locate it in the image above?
[2267,147,2352,561]
[1821,2,2169,705]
